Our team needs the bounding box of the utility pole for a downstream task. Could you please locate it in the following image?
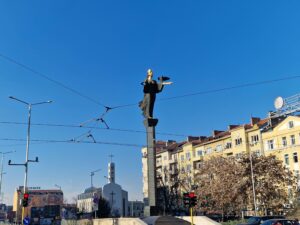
[0,151,15,204]
[8,96,52,223]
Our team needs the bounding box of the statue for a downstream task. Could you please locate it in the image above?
[139,69,172,119]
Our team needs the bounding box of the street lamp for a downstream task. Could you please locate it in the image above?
[9,96,52,221]
[0,150,15,203]
[90,169,101,187]
[249,152,257,216]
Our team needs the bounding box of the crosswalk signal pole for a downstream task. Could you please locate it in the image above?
[190,206,194,225]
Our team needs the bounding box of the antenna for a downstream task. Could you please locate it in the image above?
[270,93,300,118]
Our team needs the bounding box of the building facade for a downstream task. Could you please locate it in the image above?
[77,187,102,214]
[141,115,300,207]
[12,187,63,224]
[128,201,144,217]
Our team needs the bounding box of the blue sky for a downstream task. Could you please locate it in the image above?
[1,0,300,204]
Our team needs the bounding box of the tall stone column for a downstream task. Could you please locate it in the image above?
[143,118,158,216]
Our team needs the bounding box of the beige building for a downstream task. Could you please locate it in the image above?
[262,116,300,187]
[141,115,300,204]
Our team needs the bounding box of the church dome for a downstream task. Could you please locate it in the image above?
[84,186,97,193]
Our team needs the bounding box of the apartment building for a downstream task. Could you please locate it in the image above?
[262,116,300,186]
[141,115,300,203]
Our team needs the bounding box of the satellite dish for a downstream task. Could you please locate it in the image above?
[274,96,284,110]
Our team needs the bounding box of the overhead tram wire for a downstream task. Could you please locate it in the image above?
[111,75,300,109]
[0,121,187,137]
[0,138,144,148]
[2,53,300,112]
[1,129,299,149]
[0,53,109,109]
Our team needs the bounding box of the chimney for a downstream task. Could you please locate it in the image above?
[250,117,261,126]
[228,125,239,130]
[187,136,207,142]
[166,140,176,147]
[212,130,224,137]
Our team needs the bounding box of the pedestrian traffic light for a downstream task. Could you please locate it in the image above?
[183,192,190,206]
[22,193,29,207]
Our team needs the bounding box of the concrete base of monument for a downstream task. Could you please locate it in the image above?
[93,218,147,225]
[144,206,159,217]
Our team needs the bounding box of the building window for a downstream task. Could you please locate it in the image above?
[186,152,191,160]
[282,137,287,147]
[206,148,212,154]
[284,154,289,165]
[295,170,300,182]
[289,121,294,129]
[163,156,167,161]
[225,142,232,149]
[251,135,259,143]
[291,135,296,145]
[254,150,261,156]
[180,155,184,162]
[293,152,298,163]
[267,140,274,150]
[216,145,222,152]
[235,138,242,146]
[197,150,203,157]
[186,164,192,172]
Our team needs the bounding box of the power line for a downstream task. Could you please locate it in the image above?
[0,53,108,108]
[112,75,300,109]
[0,138,144,148]
[3,53,299,113]
[0,121,187,137]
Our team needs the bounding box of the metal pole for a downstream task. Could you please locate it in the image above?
[249,152,257,216]
[22,104,31,222]
[9,97,52,225]
[0,154,4,203]
[190,207,194,225]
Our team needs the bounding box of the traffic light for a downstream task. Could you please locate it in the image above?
[22,193,29,207]
[190,196,197,207]
[183,192,190,206]
[189,192,197,207]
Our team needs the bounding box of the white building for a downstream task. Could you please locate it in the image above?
[77,187,102,214]
[102,161,128,217]
[128,201,144,217]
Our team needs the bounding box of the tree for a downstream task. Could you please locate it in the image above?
[194,154,296,217]
[156,165,188,215]
[236,154,296,214]
[96,197,111,218]
[194,156,243,217]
